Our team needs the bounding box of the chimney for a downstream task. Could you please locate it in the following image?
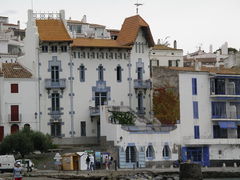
[209,44,213,53]
[194,58,201,71]
[60,10,65,20]
[17,20,20,29]
[174,40,177,49]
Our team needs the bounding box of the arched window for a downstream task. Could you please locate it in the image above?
[162,145,171,159]
[146,145,155,159]
[11,124,19,134]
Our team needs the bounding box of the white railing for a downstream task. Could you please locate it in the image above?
[33,12,61,20]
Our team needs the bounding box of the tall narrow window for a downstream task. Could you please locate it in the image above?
[79,65,85,82]
[51,45,57,52]
[98,65,104,81]
[51,66,59,82]
[146,145,155,159]
[11,84,18,93]
[42,45,48,53]
[116,65,122,82]
[95,92,107,106]
[11,105,19,122]
[168,60,172,67]
[137,92,144,114]
[162,145,171,159]
[126,146,137,163]
[193,101,199,119]
[81,121,86,136]
[137,67,143,80]
[52,93,60,112]
[194,126,200,139]
[61,46,67,52]
[142,42,144,53]
[192,78,197,95]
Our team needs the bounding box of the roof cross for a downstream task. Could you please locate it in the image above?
[134,0,143,14]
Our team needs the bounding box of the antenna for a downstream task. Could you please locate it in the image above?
[134,0,143,14]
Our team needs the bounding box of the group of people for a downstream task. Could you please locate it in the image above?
[85,154,114,171]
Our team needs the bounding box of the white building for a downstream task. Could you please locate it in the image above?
[19,10,154,142]
[150,41,183,67]
[0,63,38,141]
[153,66,240,167]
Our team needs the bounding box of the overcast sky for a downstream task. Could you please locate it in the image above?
[1,0,240,54]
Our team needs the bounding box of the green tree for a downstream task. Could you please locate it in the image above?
[0,128,54,157]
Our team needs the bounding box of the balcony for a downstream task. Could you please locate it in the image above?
[134,79,152,90]
[48,110,63,120]
[210,85,240,99]
[89,106,100,117]
[183,136,240,145]
[8,114,22,123]
[212,112,240,121]
[45,79,66,90]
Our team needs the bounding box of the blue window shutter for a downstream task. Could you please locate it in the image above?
[203,146,210,166]
[194,126,200,139]
[192,78,197,95]
[193,101,199,119]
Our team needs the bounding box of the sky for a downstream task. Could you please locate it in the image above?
[1,0,240,54]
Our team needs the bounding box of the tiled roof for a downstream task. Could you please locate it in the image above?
[153,45,182,51]
[2,63,32,78]
[117,15,154,47]
[71,38,131,49]
[184,58,216,63]
[168,66,240,75]
[36,19,72,42]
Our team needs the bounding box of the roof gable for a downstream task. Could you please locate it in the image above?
[2,63,32,78]
[117,15,154,47]
[36,19,72,42]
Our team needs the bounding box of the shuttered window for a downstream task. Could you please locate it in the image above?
[11,84,18,93]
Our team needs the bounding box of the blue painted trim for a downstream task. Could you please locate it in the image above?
[127,143,135,146]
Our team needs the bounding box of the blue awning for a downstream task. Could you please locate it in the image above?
[218,121,237,129]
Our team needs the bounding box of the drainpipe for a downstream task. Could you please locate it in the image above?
[69,47,74,137]
[37,47,41,131]
[128,50,132,109]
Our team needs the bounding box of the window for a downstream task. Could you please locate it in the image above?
[146,145,155,159]
[109,52,113,59]
[51,93,60,112]
[126,146,137,163]
[81,121,86,136]
[79,65,85,82]
[42,45,48,53]
[213,125,227,138]
[11,105,19,122]
[193,101,199,119]
[91,52,95,59]
[95,92,107,106]
[11,84,18,93]
[116,66,122,82]
[212,102,226,118]
[194,126,200,139]
[73,52,76,58]
[192,78,197,95]
[162,145,171,159]
[238,126,240,138]
[168,60,172,67]
[51,45,57,53]
[215,78,225,95]
[138,42,141,53]
[78,52,81,58]
[98,65,104,81]
[82,52,86,58]
[119,53,122,59]
[61,46,67,52]
[137,67,143,80]
[51,66,59,82]
[115,53,118,59]
[87,52,90,59]
[105,52,108,59]
[137,92,144,114]
[100,52,104,59]
[142,42,144,53]
[123,53,127,59]
[51,122,61,137]
[135,42,138,53]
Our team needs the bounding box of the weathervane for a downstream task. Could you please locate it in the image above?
[134,0,143,14]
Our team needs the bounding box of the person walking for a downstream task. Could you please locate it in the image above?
[89,154,94,171]
[13,162,23,180]
[86,155,90,170]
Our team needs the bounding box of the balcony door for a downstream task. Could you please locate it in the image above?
[51,66,59,83]
[95,92,107,107]
[137,67,143,80]
[11,105,19,122]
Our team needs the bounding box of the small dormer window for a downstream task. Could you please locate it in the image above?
[51,45,58,53]
[42,45,48,53]
[61,46,67,52]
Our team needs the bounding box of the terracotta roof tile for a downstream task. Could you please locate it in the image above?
[2,63,32,78]
[36,19,72,42]
[71,38,131,49]
[153,45,182,51]
[167,66,240,75]
[117,15,154,47]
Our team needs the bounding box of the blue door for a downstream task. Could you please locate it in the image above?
[203,146,210,167]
